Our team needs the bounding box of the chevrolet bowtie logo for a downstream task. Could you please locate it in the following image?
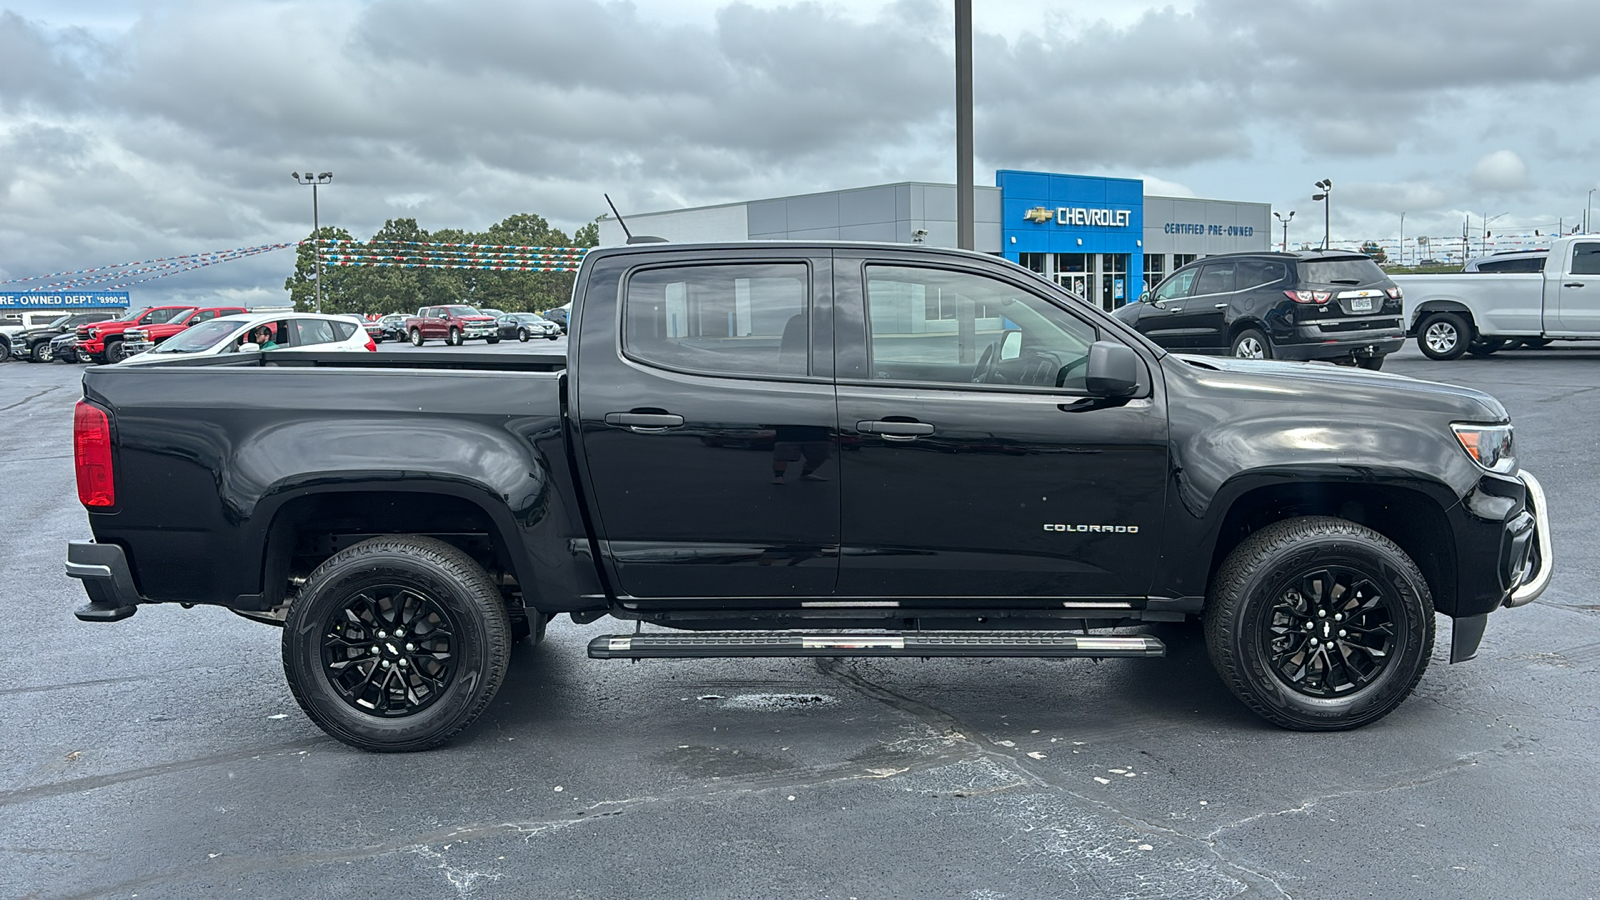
[1024,207,1054,224]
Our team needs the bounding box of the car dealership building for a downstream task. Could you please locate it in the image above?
[599,170,1272,310]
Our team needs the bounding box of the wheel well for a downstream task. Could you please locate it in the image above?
[1227,319,1267,342]
[1207,483,1456,612]
[1411,302,1475,336]
[261,491,528,611]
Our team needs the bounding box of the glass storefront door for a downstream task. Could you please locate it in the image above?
[1098,254,1128,310]
[1052,253,1090,300]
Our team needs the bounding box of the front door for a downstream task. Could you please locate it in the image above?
[1555,241,1600,334]
[574,252,840,599]
[1131,268,1200,348]
[831,254,1169,600]
[1179,260,1237,351]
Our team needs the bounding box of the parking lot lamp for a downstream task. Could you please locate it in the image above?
[1312,180,1331,250]
[1273,210,1294,252]
[291,171,334,312]
[1588,189,1596,233]
[1399,212,1405,266]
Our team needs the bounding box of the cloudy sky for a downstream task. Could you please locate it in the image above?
[2,0,1598,306]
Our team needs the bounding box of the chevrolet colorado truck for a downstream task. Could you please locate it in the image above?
[1395,235,1600,359]
[66,242,1551,752]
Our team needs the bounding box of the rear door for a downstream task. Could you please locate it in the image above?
[573,250,840,599]
[831,252,1169,600]
[1554,241,1600,334]
[1179,260,1237,351]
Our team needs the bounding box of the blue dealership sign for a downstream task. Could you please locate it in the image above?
[0,291,130,310]
[998,170,1145,300]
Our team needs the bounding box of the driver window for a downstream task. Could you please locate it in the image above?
[863,265,1098,390]
[1153,270,1196,302]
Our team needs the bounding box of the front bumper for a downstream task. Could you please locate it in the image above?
[122,339,154,356]
[66,540,142,622]
[463,325,497,338]
[1504,471,1552,607]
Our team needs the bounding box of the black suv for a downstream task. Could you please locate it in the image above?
[1113,251,1405,369]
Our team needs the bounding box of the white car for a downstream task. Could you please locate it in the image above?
[119,312,373,364]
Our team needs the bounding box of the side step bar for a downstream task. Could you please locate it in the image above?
[589,631,1166,660]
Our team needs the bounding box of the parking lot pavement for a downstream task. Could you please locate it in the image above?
[3,344,1597,899]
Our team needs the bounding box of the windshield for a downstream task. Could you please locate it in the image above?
[150,319,240,353]
[518,313,548,322]
[45,315,72,329]
[446,305,481,316]
[1297,259,1386,285]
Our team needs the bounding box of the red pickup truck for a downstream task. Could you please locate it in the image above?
[404,305,500,346]
[122,307,248,357]
[77,306,197,363]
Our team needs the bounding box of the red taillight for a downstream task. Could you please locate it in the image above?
[364,334,377,351]
[74,401,115,508]
[1386,286,1403,299]
[1285,290,1331,304]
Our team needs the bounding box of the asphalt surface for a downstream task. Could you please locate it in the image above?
[3,337,1597,899]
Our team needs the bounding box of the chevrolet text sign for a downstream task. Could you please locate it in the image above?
[1026,207,1134,228]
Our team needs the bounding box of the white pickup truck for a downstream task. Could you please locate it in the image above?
[1395,235,1600,359]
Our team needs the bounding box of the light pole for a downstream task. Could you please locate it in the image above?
[954,0,974,251]
[291,171,333,312]
[1482,212,1507,256]
[1312,179,1332,250]
[1273,210,1295,251]
[1398,212,1405,267]
[1588,189,1596,234]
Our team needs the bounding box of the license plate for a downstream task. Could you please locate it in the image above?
[1351,297,1374,312]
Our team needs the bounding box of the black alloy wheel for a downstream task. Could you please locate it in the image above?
[103,338,127,364]
[410,329,424,346]
[1204,516,1433,730]
[283,535,512,752]
[1417,312,1469,360]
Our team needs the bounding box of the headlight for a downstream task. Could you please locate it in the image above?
[1451,423,1515,473]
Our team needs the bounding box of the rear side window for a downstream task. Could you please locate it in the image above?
[1298,258,1385,285]
[292,319,340,346]
[1570,244,1600,275]
[1191,262,1236,295]
[624,263,810,378]
[1475,257,1545,273]
[1237,260,1287,289]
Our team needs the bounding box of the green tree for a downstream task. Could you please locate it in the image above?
[573,216,601,248]
[284,225,356,312]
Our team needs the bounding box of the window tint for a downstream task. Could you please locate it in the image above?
[1153,270,1195,302]
[141,308,191,325]
[1570,244,1600,275]
[1191,262,1236,295]
[1237,260,1287,289]
[864,265,1098,391]
[624,263,809,378]
[292,319,340,346]
[1475,257,1545,273]
[1298,258,1385,285]
[331,321,357,340]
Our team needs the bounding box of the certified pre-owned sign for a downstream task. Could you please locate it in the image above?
[1023,207,1133,228]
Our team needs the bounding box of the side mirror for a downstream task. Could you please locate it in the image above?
[239,342,260,353]
[998,329,1023,361]
[1084,341,1140,398]
[1139,291,1153,304]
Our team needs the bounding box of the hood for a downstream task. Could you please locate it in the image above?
[460,315,495,322]
[1166,354,1506,422]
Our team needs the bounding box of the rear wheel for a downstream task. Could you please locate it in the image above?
[282,535,512,752]
[1417,312,1469,360]
[1204,517,1434,731]
[409,329,424,346]
[1230,328,1272,360]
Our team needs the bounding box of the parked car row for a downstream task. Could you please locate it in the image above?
[0,311,120,362]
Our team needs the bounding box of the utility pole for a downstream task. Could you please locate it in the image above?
[1399,212,1405,267]
[291,171,333,312]
[1312,180,1331,250]
[954,0,974,251]
[1274,210,1294,252]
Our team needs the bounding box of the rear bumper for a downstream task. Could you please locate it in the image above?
[66,540,142,622]
[1275,324,1404,361]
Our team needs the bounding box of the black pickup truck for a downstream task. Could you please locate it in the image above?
[66,242,1551,752]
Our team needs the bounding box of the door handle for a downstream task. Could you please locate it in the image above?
[1214,303,1229,308]
[605,412,684,429]
[1564,282,1585,288]
[857,420,934,437]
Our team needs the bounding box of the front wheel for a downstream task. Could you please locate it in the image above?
[1203,517,1434,731]
[517,328,529,342]
[103,338,127,364]
[448,327,462,346]
[409,329,424,346]
[1230,328,1272,360]
[1417,312,1469,360]
[31,342,52,363]
[282,535,512,752]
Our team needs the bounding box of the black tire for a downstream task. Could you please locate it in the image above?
[1203,517,1434,731]
[547,333,559,341]
[1417,312,1470,360]
[486,336,500,344]
[1356,355,1384,371]
[1230,328,1272,360]
[1518,337,1551,349]
[30,341,52,363]
[448,327,462,346]
[518,328,529,342]
[282,535,512,752]
[103,338,127,364]
[1467,338,1507,357]
[0,341,10,363]
[77,349,94,364]
[409,329,424,347]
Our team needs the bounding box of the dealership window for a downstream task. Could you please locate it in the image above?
[1143,254,1165,290]
[1018,253,1046,275]
[1173,253,1198,269]
[624,263,810,378]
[1099,254,1129,309]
